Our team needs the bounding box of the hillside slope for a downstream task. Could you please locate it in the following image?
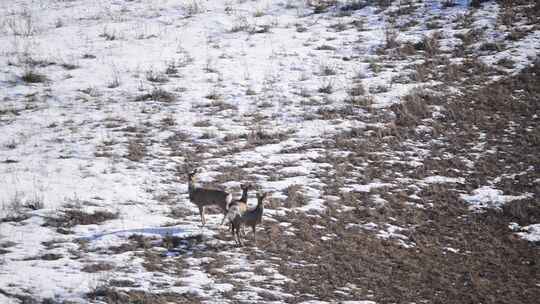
[1,1,539,303]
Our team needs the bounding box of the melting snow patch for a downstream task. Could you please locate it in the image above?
[516,224,540,243]
[342,182,393,193]
[443,247,460,254]
[422,175,465,184]
[415,125,432,134]
[212,283,234,293]
[363,222,378,230]
[375,224,414,248]
[321,233,337,241]
[376,224,407,240]
[279,165,312,176]
[460,186,532,211]
[347,222,378,231]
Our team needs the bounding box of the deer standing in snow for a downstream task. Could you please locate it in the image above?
[224,192,267,246]
[187,168,232,227]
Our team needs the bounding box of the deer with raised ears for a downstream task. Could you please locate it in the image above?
[221,183,253,227]
[236,183,253,212]
[226,192,267,246]
[187,168,232,227]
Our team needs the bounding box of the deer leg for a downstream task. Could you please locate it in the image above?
[231,222,238,246]
[220,208,229,228]
[233,224,241,246]
[252,225,256,244]
[237,227,244,247]
[199,206,205,226]
[231,224,236,244]
[220,214,226,226]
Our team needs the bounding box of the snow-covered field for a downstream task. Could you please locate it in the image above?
[1,0,539,303]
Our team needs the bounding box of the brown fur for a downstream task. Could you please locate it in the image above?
[229,192,267,246]
[187,169,232,226]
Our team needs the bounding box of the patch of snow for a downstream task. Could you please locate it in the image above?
[342,182,393,193]
[443,247,460,254]
[516,224,540,243]
[460,186,532,211]
[422,175,465,184]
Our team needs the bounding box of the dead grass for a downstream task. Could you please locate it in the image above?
[145,70,168,83]
[384,24,399,49]
[39,253,63,261]
[257,187,539,303]
[456,28,484,47]
[21,69,47,83]
[160,115,176,128]
[87,287,200,304]
[391,89,434,127]
[135,87,176,102]
[318,80,334,94]
[43,209,118,228]
[246,127,291,146]
[211,166,249,186]
[417,32,441,57]
[82,262,115,273]
[502,199,540,226]
[209,99,237,112]
[319,63,338,76]
[316,105,356,120]
[470,0,488,8]
[347,81,365,97]
[126,138,147,162]
[205,89,221,100]
[252,53,540,302]
[479,41,505,53]
[307,0,338,14]
[283,184,307,208]
[193,120,211,127]
[442,0,457,8]
[108,234,156,254]
[0,213,31,223]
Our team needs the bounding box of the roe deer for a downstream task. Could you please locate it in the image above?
[225,192,267,246]
[187,168,232,226]
[221,183,253,228]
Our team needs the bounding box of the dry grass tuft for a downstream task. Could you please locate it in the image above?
[247,127,291,146]
[135,87,176,102]
[126,138,147,162]
[82,262,115,273]
[87,287,200,304]
[283,184,307,208]
[43,209,118,228]
[391,89,434,127]
[21,69,47,83]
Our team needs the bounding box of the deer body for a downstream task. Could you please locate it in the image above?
[187,169,232,226]
[221,183,252,228]
[235,183,251,214]
[225,192,266,246]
